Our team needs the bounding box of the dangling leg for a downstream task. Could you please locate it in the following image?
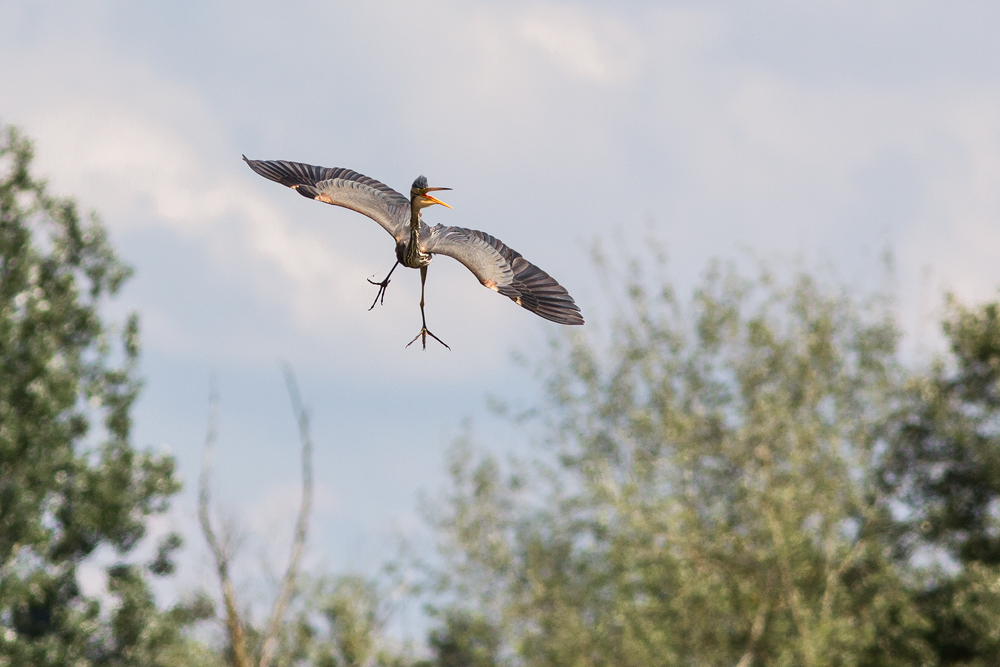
[367,261,399,310]
[406,266,450,350]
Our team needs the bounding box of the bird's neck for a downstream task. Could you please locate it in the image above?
[402,205,427,267]
[408,206,423,247]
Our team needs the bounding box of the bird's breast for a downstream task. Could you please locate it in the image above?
[397,241,432,269]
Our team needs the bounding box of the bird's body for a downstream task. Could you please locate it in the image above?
[398,178,434,270]
[243,157,583,348]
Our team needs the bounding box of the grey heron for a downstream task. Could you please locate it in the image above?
[243,157,584,349]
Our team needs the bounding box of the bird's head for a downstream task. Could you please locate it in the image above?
[411,175,453,210]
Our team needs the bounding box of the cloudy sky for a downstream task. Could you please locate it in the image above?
[3,0,1000,617]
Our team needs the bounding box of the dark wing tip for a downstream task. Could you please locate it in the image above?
[533,308,585,325]
[441,227,585,326]
[515,288,585,325]
[554,308,585,325]
[505,257,584,325]
[242,157,324,197]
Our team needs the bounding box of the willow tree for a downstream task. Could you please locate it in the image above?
[427,256,931,667]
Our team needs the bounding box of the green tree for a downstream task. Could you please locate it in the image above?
[880,296,1000,665]
[422,610,500,667]
[214,568,409,667]
[426,255,931,666]
[294,574,398,667]
[0,124,208,666]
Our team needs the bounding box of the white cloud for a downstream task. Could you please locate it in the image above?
[519,9,639,84]
[7,0,1000,583]
[5,2,1000,366]
[0,21,530,370]
[29,103,377,317]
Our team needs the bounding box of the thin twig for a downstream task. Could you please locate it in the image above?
[766,506,814,666]
[259,364,314,667]
[199,379,251,667]
[734,593,770,667]
[820,523,868,626]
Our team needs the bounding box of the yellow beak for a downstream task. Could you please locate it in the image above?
[423,187,453,209]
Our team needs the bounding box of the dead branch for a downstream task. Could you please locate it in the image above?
[259,364,314,667]
[199,381,251,667]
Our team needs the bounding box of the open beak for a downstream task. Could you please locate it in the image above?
[423,187,453,209]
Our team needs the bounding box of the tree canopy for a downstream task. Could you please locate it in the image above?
[423,257,1000,667]
[0,124,203,666]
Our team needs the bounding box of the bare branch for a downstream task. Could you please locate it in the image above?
[199,379,251,667]
[259,363,314,667]
[820,509,872,626]
[766,506,814,665]
[734,595,770,667]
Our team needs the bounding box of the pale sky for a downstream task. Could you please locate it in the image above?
[3,0,1000,624]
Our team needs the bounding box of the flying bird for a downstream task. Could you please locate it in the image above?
[243,157,584,349]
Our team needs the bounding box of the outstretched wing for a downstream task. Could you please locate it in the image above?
[422,225,584,325]
[243,157,410,242]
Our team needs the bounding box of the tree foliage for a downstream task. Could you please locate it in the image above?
[0,124,205,666]
[292,574,402,667]
[880,296,1000,665]
[426,256,935,667]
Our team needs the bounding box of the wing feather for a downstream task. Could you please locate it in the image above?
[243,157,410,241]
[423,225,584,325]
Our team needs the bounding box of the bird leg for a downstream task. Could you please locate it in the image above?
[406,266,450,350]
[367,261,400,310]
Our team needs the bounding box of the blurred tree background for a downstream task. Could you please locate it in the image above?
[419,255,1000,667]
[4,122,1000,666]
[423,256,927,667]
[0,124,213,666]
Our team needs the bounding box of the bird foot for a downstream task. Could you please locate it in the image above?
[406,326,451,351]
[367,277,391,310]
